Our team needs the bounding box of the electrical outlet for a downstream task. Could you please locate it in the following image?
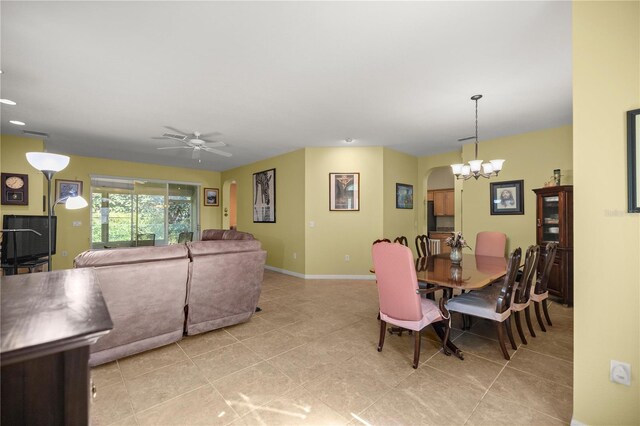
[62,251,68,257]
[309,221,315,228]
[344,254,350,262]
[610,360,631,386]
[293,252,297,259]
[72,221,82,227]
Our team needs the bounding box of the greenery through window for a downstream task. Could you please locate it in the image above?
[91,177,199,248]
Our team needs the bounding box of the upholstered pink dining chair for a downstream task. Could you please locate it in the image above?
[372,242,451,368]
[475,231,507,257]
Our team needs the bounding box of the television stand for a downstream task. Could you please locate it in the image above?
[1,258,48,275]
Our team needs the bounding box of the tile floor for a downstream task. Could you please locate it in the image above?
[91,270,573,425]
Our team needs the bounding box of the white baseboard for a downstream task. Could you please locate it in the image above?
[264,265,375,281]
[570,418,586,426]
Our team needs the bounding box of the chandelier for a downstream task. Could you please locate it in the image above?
[451,94,504,180]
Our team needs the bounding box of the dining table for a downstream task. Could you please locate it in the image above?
[415,253,509,360]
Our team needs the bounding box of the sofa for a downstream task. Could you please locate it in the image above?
[74,233,266,366]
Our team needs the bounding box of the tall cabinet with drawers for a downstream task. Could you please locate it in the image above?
[533,185,573,305]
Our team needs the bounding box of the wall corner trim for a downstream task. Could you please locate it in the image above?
[264,265,375,281]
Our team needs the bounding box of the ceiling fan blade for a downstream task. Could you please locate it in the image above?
[157,146,191,150]
[457,136,476,142]
[199,131,222,138]
[164,126,191,136]
[202,147,232,157]
[152,136,171,140]
[201,139,226,147]
[192,149,201,160]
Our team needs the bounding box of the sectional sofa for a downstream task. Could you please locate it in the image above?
[74,231,266,366]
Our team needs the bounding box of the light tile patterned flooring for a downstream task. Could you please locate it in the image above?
[91,270,573,425]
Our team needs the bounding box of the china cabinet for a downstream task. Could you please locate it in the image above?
[533,185,573,305]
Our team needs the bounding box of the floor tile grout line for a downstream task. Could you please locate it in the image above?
[518,346,574,364]
[502,364,574,391]
[131,384,212,420]
[462,361,509,425]
[115,358,140,425]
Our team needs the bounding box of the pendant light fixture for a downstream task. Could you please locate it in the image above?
[451,94,504,180]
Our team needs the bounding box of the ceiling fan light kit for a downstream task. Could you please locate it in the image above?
[451,94,505,180]
[155,128,232,161]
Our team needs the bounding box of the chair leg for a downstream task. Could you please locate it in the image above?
[534,301,547,332]
[514,311,527,345]
[524,306,536,338]
[495,322,510,360]
[413,330,421,369]
[440,319,451,356]
[542,299,553,326]
[505,317,518,350]
[378,320,386,352]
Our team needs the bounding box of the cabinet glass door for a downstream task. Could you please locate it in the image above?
[541,195,560,242]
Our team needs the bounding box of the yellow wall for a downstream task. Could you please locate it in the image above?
[382,148,418,254]
[222,149,306,274]
[573,1,640,424]
[305,147,383,275]
[460,125,573,254]
[0,136,221,270]
[0,135,45,218]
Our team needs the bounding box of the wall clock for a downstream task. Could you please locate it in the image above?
[1,172,29,205]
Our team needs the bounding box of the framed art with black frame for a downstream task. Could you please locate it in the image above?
[395,183,413,209]
[329,173,359,211]
[628,108,640,213]
[490,180,524,215]
[253,168,276,222]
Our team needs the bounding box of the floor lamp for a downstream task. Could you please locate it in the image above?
[26,152,88,272]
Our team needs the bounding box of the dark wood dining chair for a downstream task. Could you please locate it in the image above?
[372,242,451,368]
[445,248,522,360]
[136,233,156,247]
[510,245,540,344]
[415,234,431,257]
[531,242,558,331]
[178,231,194,243]
[394,236,409,246]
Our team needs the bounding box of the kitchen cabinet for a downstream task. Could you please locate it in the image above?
[533,185,573,305]
[431,189,454,216]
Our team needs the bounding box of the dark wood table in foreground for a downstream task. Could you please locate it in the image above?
[416,253,508,359]
[1,269,113,425]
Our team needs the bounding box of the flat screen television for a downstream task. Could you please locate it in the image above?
[1,215,56,264]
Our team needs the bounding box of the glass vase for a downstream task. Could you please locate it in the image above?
[449,247,462,264]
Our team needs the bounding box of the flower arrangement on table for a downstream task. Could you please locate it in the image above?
[445,232,471,264]
[445,232,472,250]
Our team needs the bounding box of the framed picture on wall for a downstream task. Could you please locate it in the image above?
[490,180,524,215]
[253,168,276,222]
[55,179,83,203]
[396,183,413,209]
[628,108,640,212]
[204,188,219,206]
[329,172,360,211]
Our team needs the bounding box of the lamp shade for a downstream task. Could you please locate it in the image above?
[468,159,483,173]
[451,164,464,174]
[65,195,88,210]
[26,152,70,172]
[490,159,505,171]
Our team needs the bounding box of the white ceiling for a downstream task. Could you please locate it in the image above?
[0,1,572,172]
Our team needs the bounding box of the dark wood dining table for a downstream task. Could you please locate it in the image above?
[415,253,509,359]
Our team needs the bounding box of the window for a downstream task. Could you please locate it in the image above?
[91,177,199,248]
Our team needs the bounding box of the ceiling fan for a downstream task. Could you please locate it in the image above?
[154,126,232,162]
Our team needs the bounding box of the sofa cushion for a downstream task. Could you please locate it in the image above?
[201,229,255,241]
[187,239,262,257]
[74,244,189,268]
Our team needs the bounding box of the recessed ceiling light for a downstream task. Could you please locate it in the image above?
[10,120,26,126]
[344,138,355,144]
[0,99,17,106]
